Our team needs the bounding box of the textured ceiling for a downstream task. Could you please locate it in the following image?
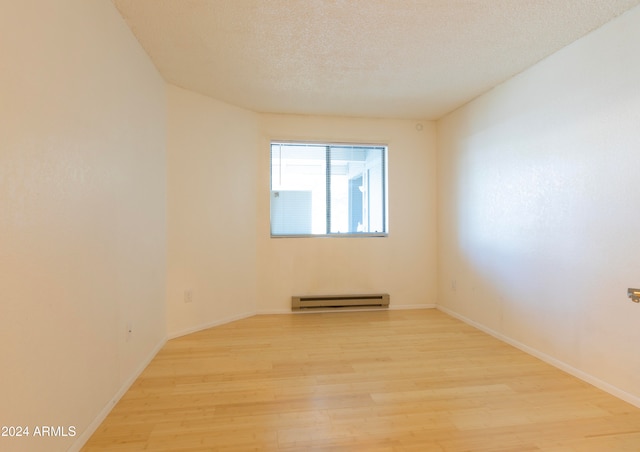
[113,0,640,120]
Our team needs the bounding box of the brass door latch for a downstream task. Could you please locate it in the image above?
[628,289,640,303]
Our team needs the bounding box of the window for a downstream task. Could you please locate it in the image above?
[270,142,388,237]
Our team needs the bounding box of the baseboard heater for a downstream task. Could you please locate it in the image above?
[292,293,390,311]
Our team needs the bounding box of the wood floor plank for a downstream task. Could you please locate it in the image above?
[82,309,640,451]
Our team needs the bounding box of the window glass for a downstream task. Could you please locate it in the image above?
[271,142,388,237]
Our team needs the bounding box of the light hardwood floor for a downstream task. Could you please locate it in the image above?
[82,309,640,451]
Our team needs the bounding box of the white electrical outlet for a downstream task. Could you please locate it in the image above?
[185,290,193,303]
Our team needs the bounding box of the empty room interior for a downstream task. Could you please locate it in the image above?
[2,1,640,451]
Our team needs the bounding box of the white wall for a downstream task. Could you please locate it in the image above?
[0,2,167,451]
[166,85,259,337]
[257,114,437,312]
[437,6,640,404]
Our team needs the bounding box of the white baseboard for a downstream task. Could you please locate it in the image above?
[256,304,436,315]
[390,303,436,310]
[436,305,640,409]
[167,312,255,339]
[255,308,291,315]
[69,336,167,452]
